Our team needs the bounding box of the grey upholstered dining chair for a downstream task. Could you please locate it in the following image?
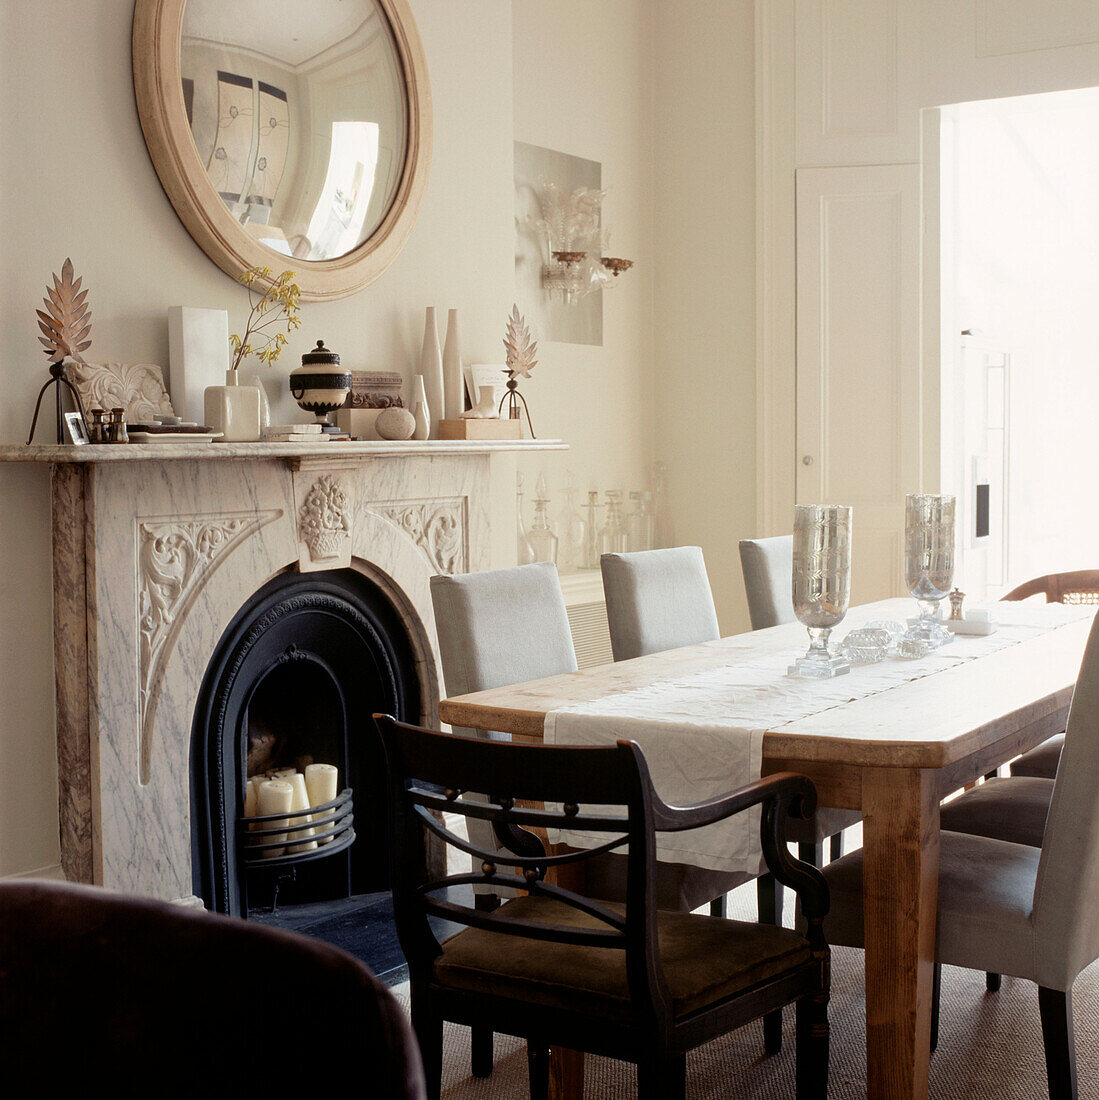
[738,535,796,631]
[820,609,1099,1099]
[601,545,721,662]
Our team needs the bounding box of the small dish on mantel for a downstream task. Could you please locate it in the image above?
[128,431,224,444]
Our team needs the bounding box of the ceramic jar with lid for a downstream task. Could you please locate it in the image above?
[289,340,352,431]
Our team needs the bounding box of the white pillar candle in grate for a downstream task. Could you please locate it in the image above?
[285,773,317,853]
[257,779,294,858]
[305,764,339,844]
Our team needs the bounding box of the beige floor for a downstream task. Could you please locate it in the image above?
[392,870,1099,1099]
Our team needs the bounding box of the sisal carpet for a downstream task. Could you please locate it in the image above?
[389,877,1099,1099]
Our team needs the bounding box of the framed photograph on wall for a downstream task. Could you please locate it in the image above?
[63,411,89,445]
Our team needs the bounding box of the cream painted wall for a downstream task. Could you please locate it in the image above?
[0,0,662,879]
[511,0,655,542]
[652,0,757,631]
[0,0,513,878]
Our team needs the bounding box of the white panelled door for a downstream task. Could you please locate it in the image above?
[795,165,921,605]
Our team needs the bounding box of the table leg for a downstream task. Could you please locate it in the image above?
[548,1047,585,1099]
[861,767,940,1100]
[544,844,585,1099]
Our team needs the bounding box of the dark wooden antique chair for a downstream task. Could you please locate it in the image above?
[0,879,425,1095]
[431,562,754,1074]
[374,713,831,1100]
[1003,571,1099,779]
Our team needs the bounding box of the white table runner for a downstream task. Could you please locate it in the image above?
[544,600,1090,876]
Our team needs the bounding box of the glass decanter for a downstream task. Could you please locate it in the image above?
[582,490,601,569]
[554,471,587,571]
[516,472,536,565]
[626,491,644,552]
[788,503,852,678]
[903,493,955,649]
[528,473,559,564]
[652,461,672,550]
[599,490,629,556]
[638,491,655,551]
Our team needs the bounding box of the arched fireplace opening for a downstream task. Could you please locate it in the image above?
[191,567,422,918]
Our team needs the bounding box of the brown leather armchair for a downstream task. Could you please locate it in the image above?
[0,880,425,1096]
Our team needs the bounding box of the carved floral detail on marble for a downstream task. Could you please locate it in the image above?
[369,498,467,575]
[138,510,280,783]
[298,475,352,563]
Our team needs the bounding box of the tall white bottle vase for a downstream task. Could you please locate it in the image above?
[420,307,444,438]
[412,374,430,440]
[442,308,463,420]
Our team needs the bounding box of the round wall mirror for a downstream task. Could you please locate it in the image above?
[133,0,431,300]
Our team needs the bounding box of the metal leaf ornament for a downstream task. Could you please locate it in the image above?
[36,258,92,365]
[499,306,537,437]
[503,306,537,379]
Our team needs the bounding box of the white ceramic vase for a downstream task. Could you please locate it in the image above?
[412,374,430,440]
[442,308,463,420]
[204,369,261,442]
[419,307,444,438]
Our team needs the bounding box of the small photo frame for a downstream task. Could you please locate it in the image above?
[63,411,89,445]
[464,363,509,414]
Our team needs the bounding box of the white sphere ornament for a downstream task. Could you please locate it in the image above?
[376,407,416,440]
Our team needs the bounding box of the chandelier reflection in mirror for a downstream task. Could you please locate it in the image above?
[532,183,634,303]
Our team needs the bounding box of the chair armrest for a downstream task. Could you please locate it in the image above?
[646,767,829,922]
[648,771,816,833]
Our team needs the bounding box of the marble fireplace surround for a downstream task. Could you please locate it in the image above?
[2,440,563,906]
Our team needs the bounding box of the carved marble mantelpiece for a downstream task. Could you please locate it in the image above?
[4,440,563,903]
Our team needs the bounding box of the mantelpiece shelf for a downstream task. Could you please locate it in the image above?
[0,440,566,463]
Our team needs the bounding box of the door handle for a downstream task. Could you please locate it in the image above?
[802,455,814,466]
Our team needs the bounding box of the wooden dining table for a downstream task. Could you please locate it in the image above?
[438,598,1093,1100]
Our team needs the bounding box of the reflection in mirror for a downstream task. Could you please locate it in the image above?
[180,0,408,263]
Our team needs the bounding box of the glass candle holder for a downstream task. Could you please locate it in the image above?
[903,493,955,650]
[789,504,853,679]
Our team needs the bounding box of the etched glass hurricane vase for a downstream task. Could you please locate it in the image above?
[903,493,955,649]
[789,504,853,679]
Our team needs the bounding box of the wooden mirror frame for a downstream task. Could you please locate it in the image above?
[132,0,432,301]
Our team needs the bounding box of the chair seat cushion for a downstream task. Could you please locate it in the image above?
[786,807,861,846]
[939,776,1054,847]
[819,830,1040,980]
[1009,734,1064,779]
[435,896,812,1023]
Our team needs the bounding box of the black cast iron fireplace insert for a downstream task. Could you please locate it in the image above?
[191,568,422,918]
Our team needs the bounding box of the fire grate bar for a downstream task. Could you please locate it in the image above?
[238,789,355,870]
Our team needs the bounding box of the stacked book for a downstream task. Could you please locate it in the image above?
[261,424,349,443]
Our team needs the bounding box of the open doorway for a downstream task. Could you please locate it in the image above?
[940,87,1099,600]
